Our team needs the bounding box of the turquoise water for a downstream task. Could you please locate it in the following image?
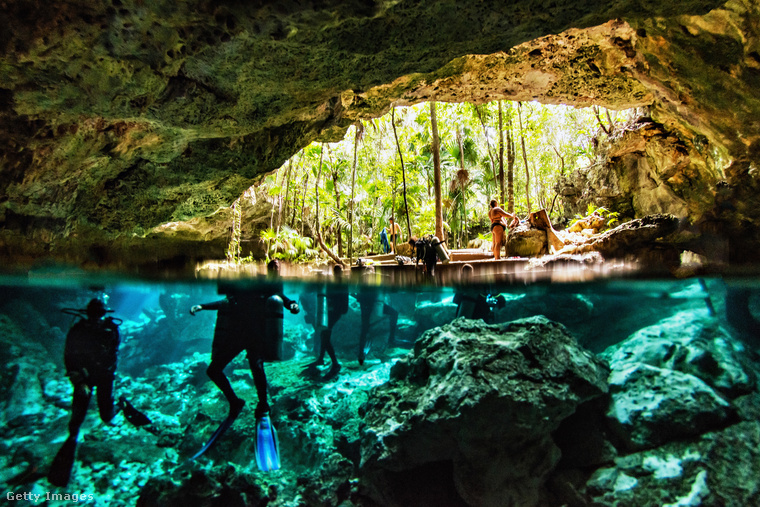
[0,273,757,506]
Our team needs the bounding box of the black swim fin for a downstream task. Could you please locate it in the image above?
[48,437,77,487]
[254,415,280,472]
[189,401,245,461]
[322,363,341,381]
[119,396,152,428]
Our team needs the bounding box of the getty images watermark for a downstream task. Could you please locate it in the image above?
[7,491,95,503]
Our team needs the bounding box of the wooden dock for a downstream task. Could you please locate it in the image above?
[349,248,634,286]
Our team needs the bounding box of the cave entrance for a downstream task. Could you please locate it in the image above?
[220,100,643,269]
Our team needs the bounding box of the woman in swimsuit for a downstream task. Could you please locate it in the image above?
[488,199,517,260]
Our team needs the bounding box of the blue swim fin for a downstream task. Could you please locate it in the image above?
[254,415,280,472]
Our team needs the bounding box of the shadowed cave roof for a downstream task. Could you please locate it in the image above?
[1,0,759,272]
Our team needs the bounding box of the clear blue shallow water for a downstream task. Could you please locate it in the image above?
[0,272,757,506]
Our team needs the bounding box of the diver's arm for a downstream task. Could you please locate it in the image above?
[190,297,229,315]
[279,294,300,314]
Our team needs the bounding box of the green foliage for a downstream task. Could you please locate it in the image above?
[250,100,637,261]
[587,205,620,228]
[261,226,318,263]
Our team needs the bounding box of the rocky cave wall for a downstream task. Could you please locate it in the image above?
[2,0,760,270]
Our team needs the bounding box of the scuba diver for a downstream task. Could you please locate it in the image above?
[354,266,399,365]
[724,285,760,346]
[189,260,299,470]
[49,298,148,487]
[306,264,349,381]
[410,234,449,279]
[453,264,506,323]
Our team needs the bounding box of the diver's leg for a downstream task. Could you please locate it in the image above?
[383,304,399,346]
[316,326,327,364]
[68,380,92,439]
[207,343,244,414]
[358,301,372,364]
[95,376,116,424]
[248,356,270,418]
[49,380,89,487]
[426,258,436,278]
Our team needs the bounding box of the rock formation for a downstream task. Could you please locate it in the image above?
[3,0,760,269]
[359,316,609,506]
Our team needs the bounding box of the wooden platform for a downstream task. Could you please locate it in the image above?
[349,248,637,285]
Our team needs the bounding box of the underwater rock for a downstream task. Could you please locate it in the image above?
[359,316,609,507]
[605,363,733,451]
[3,362,46,428]
[601,310,755,397]
[412,298,458,336]
[137,465,269,507]
[587,421,760,506]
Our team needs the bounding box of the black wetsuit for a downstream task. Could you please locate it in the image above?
[454,292,496,323]
[415,236,439,276]
[356,289,399,363]
[201,283,295,417]
[316,284,349,368]
[49,313,120,487]
[64,316,120,434]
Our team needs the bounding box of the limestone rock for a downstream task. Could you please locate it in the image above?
[507,224,547,257]
[601,310,755,397]
[360,316,609,507]
[587,421,760,506]
[8,1,760,268]
[605,363,733,451]
[3,362,46,428]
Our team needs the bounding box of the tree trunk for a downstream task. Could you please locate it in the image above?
[498,101,505,205]
[331,166,342,258]
[315,144,344,266]
[552,146,565,175]
[593,105,611,135]
[474,105,498,193]
[430,101,443,240]
[300,173,309,236]
[392,107,413,240]
[349,121,362,264]
[507,114,516,214]
[281,157,293,230]
[456,127,467,248]
[518,102,532,213]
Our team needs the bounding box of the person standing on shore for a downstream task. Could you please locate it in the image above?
[488,199,517,260]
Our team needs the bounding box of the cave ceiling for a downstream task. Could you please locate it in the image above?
[1,0,759,271]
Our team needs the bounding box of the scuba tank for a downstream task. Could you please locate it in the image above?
[432,236,450,264]
[261,295,284,361]
[315,292,329,332]
[456,294,477,319]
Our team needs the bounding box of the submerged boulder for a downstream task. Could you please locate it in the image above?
[600,309,758,451]
[605,363,733,451]
[587,421,760,507]
[601,310,757,450]
[601,310,755,397]
[359,316,609,507]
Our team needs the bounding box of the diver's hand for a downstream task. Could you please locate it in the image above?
[190,305,203,316]
[288,302,300,315]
